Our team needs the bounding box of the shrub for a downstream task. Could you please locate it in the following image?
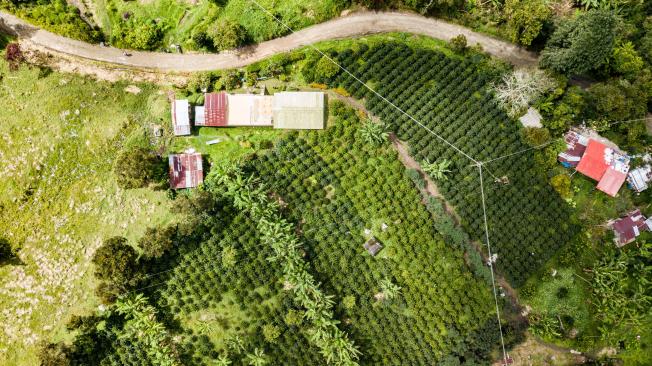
[92,237,139,303]
[0,237,17,264]
[449,35,467,54]
[114,147,165,189]
[550,174,571,199]
[503,0,551,46]
[5,43,23,71]
[540,10,618,75]
[111,18,165,50]
[314,55,340,83]
[207,19,247,51]
[138,226,176,259]
[612,42,644,79]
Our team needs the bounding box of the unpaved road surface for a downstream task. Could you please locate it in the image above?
[0,10,537,73]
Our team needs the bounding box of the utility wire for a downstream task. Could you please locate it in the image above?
[477,164,509,364]
[246,0,479,165]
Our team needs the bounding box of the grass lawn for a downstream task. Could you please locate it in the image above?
[0,60,176,365]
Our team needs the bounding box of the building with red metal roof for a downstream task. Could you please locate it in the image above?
[560,131,630,197]
[609,209,652,247]
[576,140,611,181]
[168,150,203,189]
[195,92,228,127]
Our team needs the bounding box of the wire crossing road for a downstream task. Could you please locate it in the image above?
[0,10,537,72]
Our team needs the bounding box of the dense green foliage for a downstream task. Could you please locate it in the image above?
[113,146,166,189]
[206,19,248,51]
[304,42,576,285]
[0,0,101,42]
[540,10,618,76]
[249,102,512,364]
[111,18,165,50]
[503,0,551,46]
[206,165,361,365]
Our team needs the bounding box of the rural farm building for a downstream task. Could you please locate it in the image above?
[227,93,274,126]
[628,165,652,193]
[191,91,324,129]
[171,99,191,136]
[272,92,325,130]
[169,150,203,189]
[558,130,630,197]
[195,92,228,127]
[608,209,652,247]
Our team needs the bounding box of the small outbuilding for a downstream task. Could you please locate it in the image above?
[169,150,203,189]
[609,209,652,247]
[171,99,191,136]
[363,237,383,256]
[272,92,325,130]
[628,165,652,193]
[519,107,543,128]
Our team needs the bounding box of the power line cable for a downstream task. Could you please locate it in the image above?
[246,0,479,165]
[477,163,509,364]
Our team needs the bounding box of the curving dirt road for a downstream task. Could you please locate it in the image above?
[0,10,537,73]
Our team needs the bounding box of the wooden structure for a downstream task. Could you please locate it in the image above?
[363,237,383,256]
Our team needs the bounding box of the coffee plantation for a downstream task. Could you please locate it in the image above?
[306,41,577,286]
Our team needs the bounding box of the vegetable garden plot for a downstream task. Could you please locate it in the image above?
[246,108,504,365]
[315,42,577,286]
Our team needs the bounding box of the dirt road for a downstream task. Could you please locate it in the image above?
[0,10,537,73]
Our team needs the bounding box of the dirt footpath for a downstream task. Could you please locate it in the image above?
[0,10,537,74]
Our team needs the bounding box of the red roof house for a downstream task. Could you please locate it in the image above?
[576,140,610,181]
[196,92,228,127]
[569,138,630,197]
[610,209,652,247]
[169,151,203,189]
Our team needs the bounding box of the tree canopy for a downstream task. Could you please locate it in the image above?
[540,10,619,75]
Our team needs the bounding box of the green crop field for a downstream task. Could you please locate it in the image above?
[309,41,578,286]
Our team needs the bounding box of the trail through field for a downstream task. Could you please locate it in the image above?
[0,10,537,73]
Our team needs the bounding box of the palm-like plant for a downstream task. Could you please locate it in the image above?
[421,159,452,181]
[212,355,232,366]
[245,348,267,366]
[379,279,402,300]
[359,120,389,146]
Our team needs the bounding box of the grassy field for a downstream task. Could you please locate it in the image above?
[91,0,348,50]
[0,59,178,365]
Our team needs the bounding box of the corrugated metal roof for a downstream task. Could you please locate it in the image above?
[204,92,228,126]
[172,100,191,136]
[169,152,203,189]
[612,209,650,247]
[226,94,273,126]
[273,92,325,130]
[576,140,610,181]
[597,168,627,197]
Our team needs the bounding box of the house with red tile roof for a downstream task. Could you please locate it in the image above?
[609,209,652,247]
[168,150,203,189]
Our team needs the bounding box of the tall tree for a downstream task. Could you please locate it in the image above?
[540,10,618,75]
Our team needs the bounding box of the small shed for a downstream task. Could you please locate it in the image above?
[519,107,543,128]
[558,131,588,168]
[609,209,652,247]
[272,92,325,130]
[169,150,203,189]
[628,165,652,193]
[171,99,191,136]
[363,237,383,256]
